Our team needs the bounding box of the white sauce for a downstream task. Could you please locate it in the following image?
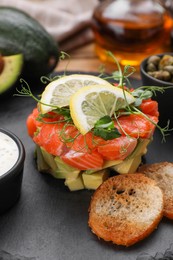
[0,132,19,176]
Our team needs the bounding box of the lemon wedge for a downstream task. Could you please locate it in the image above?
[40,74,112,114]
[70,84,135,135]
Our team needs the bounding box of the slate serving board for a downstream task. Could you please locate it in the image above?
[0,74,172,260]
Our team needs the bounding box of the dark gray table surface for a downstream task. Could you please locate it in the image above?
[0,75,172,260]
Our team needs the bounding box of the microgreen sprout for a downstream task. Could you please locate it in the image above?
[15,79,59,109]
[93,116,121,140]
[135,85,173,96]
[98,51,172,141]
[40,74,61,85]
[106,51,123,86]
[113,112,130,137]
[132,106,172,142]
[132,88,153,106]
[40,51,71,84]
[98,64,106,77]
[59,51,71,75]
[59,123,80,144]
[36,109,72,124]
[123,65,136,78]
[15,78,72,123]
[15,51,172,143]
[15,79,41,103]
[103,51,136,86]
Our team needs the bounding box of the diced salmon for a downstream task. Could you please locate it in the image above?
[70,132,105,152]
[33,124,66,156]
[26,108,41,137]
[97,136,137,160]
[61,124,79,149]
[140,99,159,117]
[26,103,158,170]
[114,114,158,139]
[26,108,65,137]
[61,150,104,170]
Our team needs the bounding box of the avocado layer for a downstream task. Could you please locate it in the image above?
[112,139,150,174]
[65,175,84,191]
[0,54,23,95]
[35,138,151,191]
[82,169,110,190]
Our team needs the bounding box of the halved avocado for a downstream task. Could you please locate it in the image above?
[0,54,23,95]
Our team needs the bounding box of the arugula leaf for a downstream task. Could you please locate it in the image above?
[93,116,121,140]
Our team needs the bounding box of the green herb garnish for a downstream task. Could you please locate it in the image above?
[93,116,121,140]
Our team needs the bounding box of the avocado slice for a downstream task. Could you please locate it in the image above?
[36,147,81,180]
[82,169,110,190]
[111,139,151,174]
[128,138,151,159]
[40,147,58,177]
[54,156,80,179]
[65,175,84,191]
[0,54,23,95]
[112,155,142,174]
[35,145,50,172]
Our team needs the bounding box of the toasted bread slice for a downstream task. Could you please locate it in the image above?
[88,174,163,246]
[139,162,173,220]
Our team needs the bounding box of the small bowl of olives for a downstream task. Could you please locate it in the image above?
[140,53,173,127]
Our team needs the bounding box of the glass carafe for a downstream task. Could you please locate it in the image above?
[92,0,173,67]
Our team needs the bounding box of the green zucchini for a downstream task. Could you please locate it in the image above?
[0,7,59,80]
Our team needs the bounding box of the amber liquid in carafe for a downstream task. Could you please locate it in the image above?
[92,0,173,67]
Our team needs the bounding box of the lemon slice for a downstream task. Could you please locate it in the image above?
[70,84,135,135]
[40,74,112,114]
